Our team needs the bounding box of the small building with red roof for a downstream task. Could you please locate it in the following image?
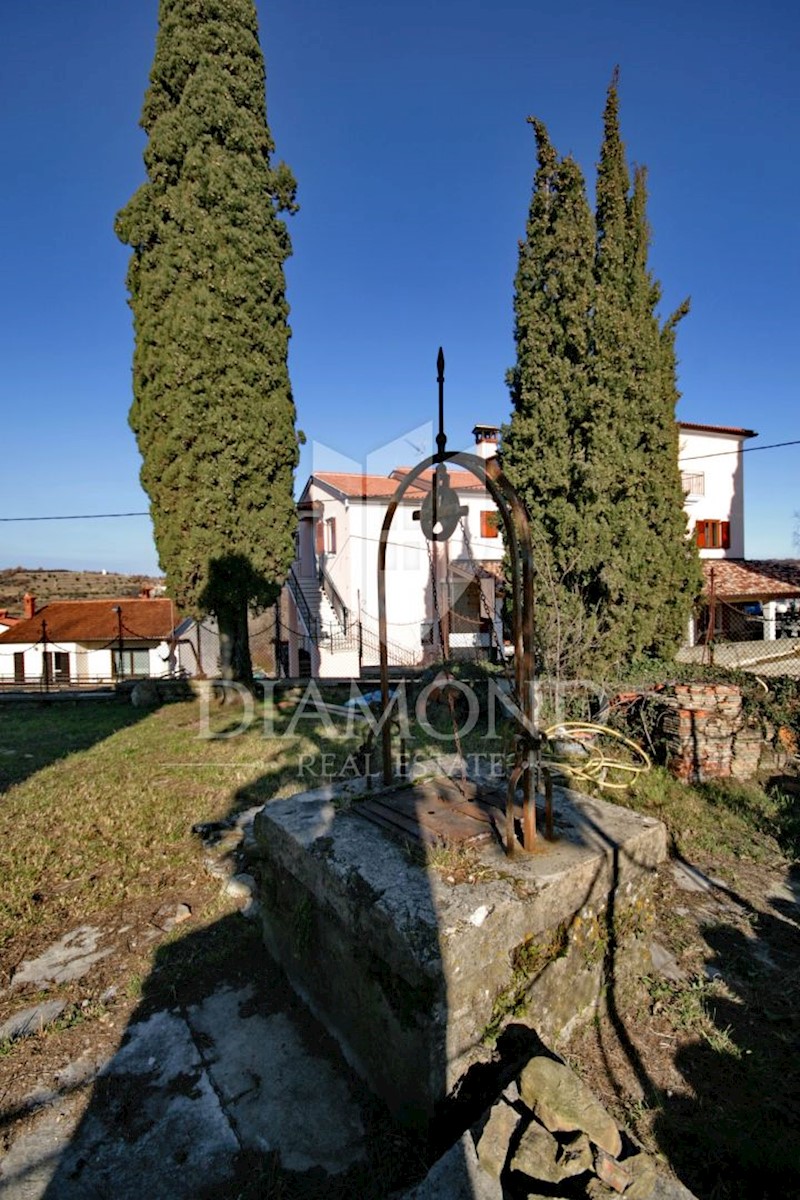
[0,595,178,688]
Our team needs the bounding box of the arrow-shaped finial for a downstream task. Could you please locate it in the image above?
[436,347,446,460]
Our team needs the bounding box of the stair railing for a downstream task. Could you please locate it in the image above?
[287,566,318,640]
[318,562,349,634]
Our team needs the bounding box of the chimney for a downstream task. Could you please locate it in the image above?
[139,586,153,599]
[23,593,36,620]
[472,424,500,461]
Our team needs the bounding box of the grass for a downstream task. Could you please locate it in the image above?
[0,694,366,963]
[0,687,503,966]
[624,765,799,863]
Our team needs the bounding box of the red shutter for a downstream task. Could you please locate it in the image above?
[315,519,324,555]
[696,522,706,549]
[481,511,499,538]
[721,521,730,550]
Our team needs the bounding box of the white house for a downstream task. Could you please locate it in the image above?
[678,421,755,558]
[678,422,800,644]
[286,427,505,677]
[0,595,179,688]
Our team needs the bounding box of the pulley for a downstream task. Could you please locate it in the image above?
[414,465,468,542]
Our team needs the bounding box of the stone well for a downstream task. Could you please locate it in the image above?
[253,771,666,1126]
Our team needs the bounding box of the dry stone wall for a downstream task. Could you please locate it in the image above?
[657,683,761,783]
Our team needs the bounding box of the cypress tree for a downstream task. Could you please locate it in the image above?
[505,75,701,680]
[588,74,701,666]
[502,119,598,679]
[116,0,299,683]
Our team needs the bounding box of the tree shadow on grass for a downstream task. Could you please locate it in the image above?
[652,871,800,1199]
[580,845,800,1200]
[10,694,432,1200]
[0,698,148,795]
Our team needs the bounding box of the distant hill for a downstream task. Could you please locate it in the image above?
[0,568,166,614]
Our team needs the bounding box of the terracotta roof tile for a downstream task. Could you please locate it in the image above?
[0,598,176,645]
[315,467,489,500]
[314,472,429,499]
[703,559,800,600]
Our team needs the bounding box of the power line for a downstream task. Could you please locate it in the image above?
[1,437,797,520]
[0,511,149,523]
[680,438,800,462]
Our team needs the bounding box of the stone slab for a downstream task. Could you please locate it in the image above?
[0,1002,66,1043]
[0,985,365,1200]
[398,1131,502,1200]
[10,926,112,988]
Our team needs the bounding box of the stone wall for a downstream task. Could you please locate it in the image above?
[657,683,762,783]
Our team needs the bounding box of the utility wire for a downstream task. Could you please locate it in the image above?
[0,512,149,523]
[680,438,800,462]
[1,437,798,520]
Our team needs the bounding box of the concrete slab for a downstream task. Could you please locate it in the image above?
[186,985,365,1173]
[0,985,365,1200]
[253,775,667,1124]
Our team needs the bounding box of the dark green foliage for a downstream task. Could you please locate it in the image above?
[502,120,600,679]
[504,74,702,680]
[116,0,299,682]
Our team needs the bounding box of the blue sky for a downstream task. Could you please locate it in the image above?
[1,0,798,574]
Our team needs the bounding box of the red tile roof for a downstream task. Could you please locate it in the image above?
[703,559,800,600]
[391,467,488,492]
[314,467,488,500]
[0,598,176,645]
[314,472,429,499]
[679,421,757,439]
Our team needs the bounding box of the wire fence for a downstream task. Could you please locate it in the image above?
[676,639,800,678]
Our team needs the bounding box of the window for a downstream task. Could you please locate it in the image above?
[314,518,324,556]
[325,517,337,554]
[13,652,24,683]
[696,520,730,550]
[53,652,70,683]
[113,649,151,678]
[480,510,500,538]
[681,471,705,496]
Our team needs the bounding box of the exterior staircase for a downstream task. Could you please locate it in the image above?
[287,568,420,677]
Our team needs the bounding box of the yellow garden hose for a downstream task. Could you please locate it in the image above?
[542,721,651,791]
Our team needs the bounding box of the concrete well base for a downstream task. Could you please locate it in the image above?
[253,776,666,1126]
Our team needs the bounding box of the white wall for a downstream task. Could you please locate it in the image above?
[304,477,504,658]
[0,642,173,683]
[678,428,747,558]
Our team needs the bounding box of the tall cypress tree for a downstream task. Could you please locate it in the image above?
[116,0,299,683]
[503,119,598,678]
[505,75,701,679]
[588,74,701,665]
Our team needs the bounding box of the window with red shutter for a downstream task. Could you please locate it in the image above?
[695,520,730,550]
[315,519,324,555]
[480,510,499,538]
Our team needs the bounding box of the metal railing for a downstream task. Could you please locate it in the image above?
[287,566,318,639]
[318,562,349,634]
